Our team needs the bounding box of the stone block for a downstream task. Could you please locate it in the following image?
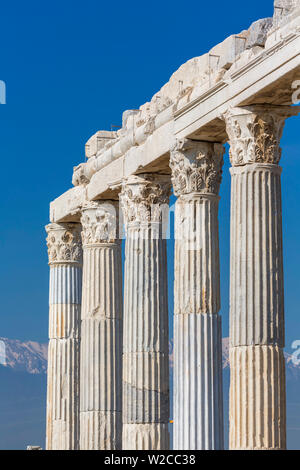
[273,0,299,24]
[210,32,248,71]
[85,130,117,159]
[246,18,273,49]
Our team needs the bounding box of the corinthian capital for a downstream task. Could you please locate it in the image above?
[46,223,82,265]
[170,139,224,196]
[223,106,300,167]
[81,201,119,245]
[120,174,171,225]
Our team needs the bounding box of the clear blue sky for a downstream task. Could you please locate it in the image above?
[0,0,299,352]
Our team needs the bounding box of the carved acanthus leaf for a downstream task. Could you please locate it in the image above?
[46,223,82,264]
[81,201,119,245]
[120,174,171,225]
[224,106,299,166]
[170,139,224,196]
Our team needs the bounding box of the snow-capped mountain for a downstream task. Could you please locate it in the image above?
[0,337,299,449]
[2,336,300,377]
[0,337,47,374]
[170,337,300,376]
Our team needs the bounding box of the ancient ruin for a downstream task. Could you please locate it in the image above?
[46,1,300,450]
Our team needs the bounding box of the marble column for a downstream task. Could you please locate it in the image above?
[80,201,122,450]
[224,105,299,450]
[120,174,171,450]
[46,222,82,450]
[170,139,224,450]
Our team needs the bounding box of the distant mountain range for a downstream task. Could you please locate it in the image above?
[0,337,48,374]
[0,337,299,449]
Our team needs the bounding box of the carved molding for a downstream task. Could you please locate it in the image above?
[81,201,119,245]
[72,163,90,186]
[120,174,171,225]
[170,139,224,196]
[223,106,299,167]
[46,223,82,264]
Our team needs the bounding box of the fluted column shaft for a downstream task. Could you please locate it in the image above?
[46,222,82,450]
[80,201,122,450]
[170,140,224,450]
[121,174,171,450]
[225,105,299,450]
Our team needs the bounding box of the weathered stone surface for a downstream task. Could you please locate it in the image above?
[273,0,300,30]
[223,106,299,167]
[50,186,85,223]
[85,131,117,159]
[123,378,169,423]
[121,175,171,450]
[170,139,224,196]
[174,314,223,449]
[171,141,224,450]
[274,0,299,18]
[51,10,300,218]
[246,18,273,49]
[224,106,291,450]
[80,201,122,450]
[46,223,82,265]
[120,174,171,224]
[45,223,82,450]
[67,9,300,196]
[123,424,169,450]
[229,164,284,348]
[230,345,286,450]
[80,412,122,450]
[210,32,248,71]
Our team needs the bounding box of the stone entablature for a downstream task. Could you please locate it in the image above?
[50,4,300,223]
[69,1,298,188]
